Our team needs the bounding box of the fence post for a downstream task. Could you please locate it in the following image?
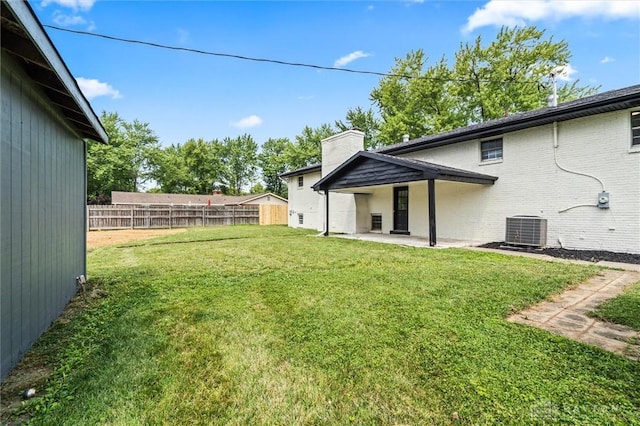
[202,206,205,227]
[130,206,134,229]
[232,206,236,225]
[169,205,173,229]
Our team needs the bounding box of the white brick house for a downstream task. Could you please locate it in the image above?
[281,85,640,254]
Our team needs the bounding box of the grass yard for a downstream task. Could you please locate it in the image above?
[18,226,640,424]
[590,282,640,332]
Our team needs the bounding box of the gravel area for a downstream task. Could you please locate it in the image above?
[480,242,640,265]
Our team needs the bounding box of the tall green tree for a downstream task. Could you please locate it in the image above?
[335,107,382,150]
[87,112,159,204]
[284,124,336,170]
[147,144,192,193]
[258,137,290,198]
[182,138,225,194]
[371,26,598,145]
[221,134,258,195]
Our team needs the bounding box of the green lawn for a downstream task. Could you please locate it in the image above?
[590,282,640,332]
[22,226,640,424]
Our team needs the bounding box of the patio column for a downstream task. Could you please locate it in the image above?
[324,189,329,236]
[428,179,436,246]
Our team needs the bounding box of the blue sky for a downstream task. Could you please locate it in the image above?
[32,0,640,147]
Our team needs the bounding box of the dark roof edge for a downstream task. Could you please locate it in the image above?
[279,164,322,178]
[379,85,640,155]
[4,1,108,144]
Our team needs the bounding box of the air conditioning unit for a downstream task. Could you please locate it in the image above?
[505,216,547,247]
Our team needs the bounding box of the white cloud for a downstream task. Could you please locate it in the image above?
[463,1,640,33]
[333,51,371,68]
[230,115,263,128]
[52,10,86,26]
[177,29,189,44]
[76,77,122,100]
[297,95,315,101]
[41,0,96,11]
[600,56,615,64]
[554,64,578,81]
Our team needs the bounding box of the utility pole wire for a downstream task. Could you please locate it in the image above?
[43,24,540,86]
[44,24,412,79]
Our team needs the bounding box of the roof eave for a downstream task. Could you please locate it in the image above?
[3,1,108,144]
[380,89,640,155]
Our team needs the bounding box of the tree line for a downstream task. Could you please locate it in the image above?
[87,26,596,204]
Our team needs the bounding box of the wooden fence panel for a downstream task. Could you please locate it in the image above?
[87,204,260,230]
[259,204,288,225]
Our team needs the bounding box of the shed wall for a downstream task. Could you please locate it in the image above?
[1,52,87,379]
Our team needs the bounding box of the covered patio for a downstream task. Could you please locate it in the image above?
[312,151,498,246]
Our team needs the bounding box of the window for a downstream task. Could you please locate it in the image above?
[632,112,640,146]
[371,214,382,231]
[297,176,304,188]
[298,213,304,224]
[481,138,503,161]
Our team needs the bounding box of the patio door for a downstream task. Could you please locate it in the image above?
[392,186,409,234]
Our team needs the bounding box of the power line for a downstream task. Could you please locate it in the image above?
[43,24,545,86]
[43,24,411,79]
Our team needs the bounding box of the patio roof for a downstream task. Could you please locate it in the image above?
[312,151,498,192]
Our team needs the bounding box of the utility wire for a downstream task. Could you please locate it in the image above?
[44,24,410,79]
[43,24,543,85]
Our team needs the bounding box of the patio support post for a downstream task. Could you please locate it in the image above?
[324,190,329,236]
[428,179,436,246]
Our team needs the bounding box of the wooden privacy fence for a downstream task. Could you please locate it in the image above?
[88,204,268,230]
[259,204,288,226]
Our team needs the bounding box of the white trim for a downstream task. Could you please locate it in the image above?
[5,1,108,143]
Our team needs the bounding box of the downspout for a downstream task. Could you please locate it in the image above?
[324,189,329,236]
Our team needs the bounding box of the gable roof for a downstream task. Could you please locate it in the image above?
[312,151,497,191]
[1,0,108,143]
[111,191,286,206]
[378,85,640,155]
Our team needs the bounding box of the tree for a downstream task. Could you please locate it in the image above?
[335,107,382,150]
[147,144,191,193]
[284,124,336,170]
[220,134,258,195]
[258,137,290,198]
[370,26,598,145]
[182,138,225,194]
[87,112,159,203]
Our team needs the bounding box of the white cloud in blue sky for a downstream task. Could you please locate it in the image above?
[600,56,615,64]
[176,29,189,44]
[334,51,371,68]
[231,115,263,129]
[463,0,640,33]
[76,77,122,100]
[554,64,578,82]
[52,11,83,26]
[41,0,96,11]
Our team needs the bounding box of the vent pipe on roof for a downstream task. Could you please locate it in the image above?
[547,72,558,107]
[402,134,409,143]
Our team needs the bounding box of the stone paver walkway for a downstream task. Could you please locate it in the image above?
[508,269,640,361]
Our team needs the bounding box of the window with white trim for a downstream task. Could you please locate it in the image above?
[632,111,640,146]
[480,138,503,161]
[297,176,304,188]
[298,213,304,224]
